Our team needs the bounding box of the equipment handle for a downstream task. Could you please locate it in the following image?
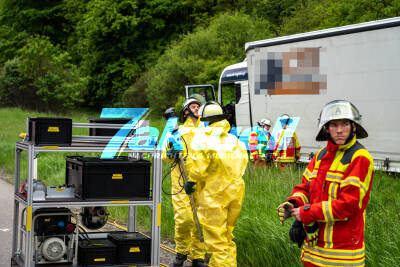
[178,155,204,242]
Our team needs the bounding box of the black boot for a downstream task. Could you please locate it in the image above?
[173,253,188,267]
[192,258,208,267]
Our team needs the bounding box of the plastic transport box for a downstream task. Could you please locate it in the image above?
[65,156,151,200]
[78,238,116,266]
[88,118,132,137]
[28,117,72,146]
[108,232,151,265]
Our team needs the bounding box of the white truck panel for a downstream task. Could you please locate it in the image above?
[245,17,400,171]
[235,81,252,127]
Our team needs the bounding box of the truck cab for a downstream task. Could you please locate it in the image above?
[184,84,216,105]
[217,60,251,128]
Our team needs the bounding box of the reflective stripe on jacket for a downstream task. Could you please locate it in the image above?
[273,131,301,162]
[288,136,374,267]
[248,132,258,161]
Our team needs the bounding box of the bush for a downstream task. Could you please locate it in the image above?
[123,74,149,108]
[0,58,38,108]
[0,36,87,111]
[280,0,400,35]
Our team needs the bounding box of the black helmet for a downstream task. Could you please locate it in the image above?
[164,107,177,120]
[179,97,201,123]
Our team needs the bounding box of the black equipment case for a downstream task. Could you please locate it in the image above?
[88,118,132,137]
[28,117,72,146]
[108,232,151,265]
[65,156,151,200]
[78,239,116,266]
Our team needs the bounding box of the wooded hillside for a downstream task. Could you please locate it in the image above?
[0,0,398,114]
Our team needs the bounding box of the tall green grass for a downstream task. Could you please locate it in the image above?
[236,164,400,266]
[235,165,303,266]
[1,108,399,266]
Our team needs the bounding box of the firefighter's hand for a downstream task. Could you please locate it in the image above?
[291,207,302,221]
[277,201,293,225]
[184,181,196,195]
[304,222,319,247]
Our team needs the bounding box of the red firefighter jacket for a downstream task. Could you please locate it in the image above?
[273,131,301,163]
[287,136,374,267]
[248,132,259,161]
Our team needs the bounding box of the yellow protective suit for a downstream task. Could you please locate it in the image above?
[162,117,206,260]
[186,119,248,267]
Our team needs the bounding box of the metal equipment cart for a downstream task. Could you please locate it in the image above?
[11,122,162,266]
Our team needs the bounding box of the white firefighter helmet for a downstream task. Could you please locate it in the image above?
[179,97,201,123]
[259,118,272,127]
[316,100,368,141]
[199,101,230,123]
[189,93,206,105]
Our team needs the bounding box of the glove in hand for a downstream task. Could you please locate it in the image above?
[277,201,293,225]
[304,222,319,247]
[184,181,196,195]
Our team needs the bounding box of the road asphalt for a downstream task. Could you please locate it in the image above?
[0,178,14,267]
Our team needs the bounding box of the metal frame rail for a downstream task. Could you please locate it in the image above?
[11,137,162,267]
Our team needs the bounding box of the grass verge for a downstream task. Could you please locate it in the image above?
[0,108,399,266]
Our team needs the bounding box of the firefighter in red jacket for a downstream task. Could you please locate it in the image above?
[273,115,301,167]
[277,100,374,267]
[248,118,275,168]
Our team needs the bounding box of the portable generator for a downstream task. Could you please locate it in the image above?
[31,208,78,264]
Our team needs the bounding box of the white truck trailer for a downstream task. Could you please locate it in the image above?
[218,16,400,172]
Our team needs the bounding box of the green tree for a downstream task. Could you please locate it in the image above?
[280,0,400,35]
[0,36,87,110]
[144,13,274,115]
[122,74,149,108]
[0,0,72,46]
[0,25,28,65]
[73,0,217,109]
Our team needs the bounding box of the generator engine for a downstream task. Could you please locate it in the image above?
[32,208,77,264]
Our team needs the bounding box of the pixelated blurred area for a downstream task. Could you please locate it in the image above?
[255,47,327,95]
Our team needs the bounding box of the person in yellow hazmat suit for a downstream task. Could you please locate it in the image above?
[163,97,207,267]
[184,101,248,267]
